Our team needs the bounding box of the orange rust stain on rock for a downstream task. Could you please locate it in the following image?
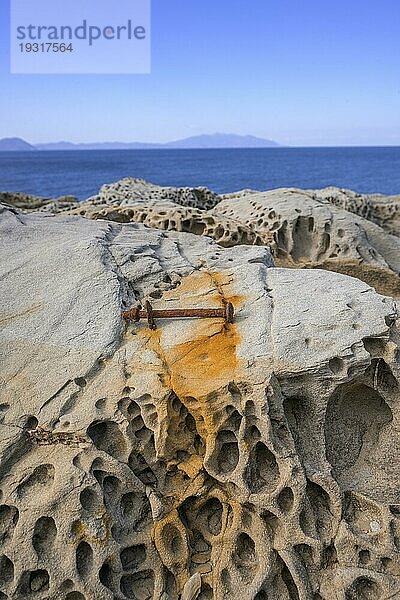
[162,270,245,309]
[167,322,240,399]
[207,271,245,307]
[139,319,240,400]
[138,270,243,401]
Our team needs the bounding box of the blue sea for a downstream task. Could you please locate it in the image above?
[0,147,400,200]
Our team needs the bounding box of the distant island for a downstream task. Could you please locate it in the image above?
[0,133,281,151]
[0,137,37,151]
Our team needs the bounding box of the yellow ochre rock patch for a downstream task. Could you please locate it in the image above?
[137,270,244,445]
[167,321,240,398]
[144,271,243,397]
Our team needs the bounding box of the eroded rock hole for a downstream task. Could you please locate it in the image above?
[76,541,93,579]
[261,510,279,540]
[321,543,337,569]
[294,543,313,568]
[162,523,184,557]
[277,487,294,512]
[369,359,399,392]
[244,442,279,494]
[359,549,370,565]
[363,337,388,357]
[0,554,14,586]
[60,579,73,591]
[163,567,177,597]
[306,481,333,539]
[200,498,223,536]
[128,451,157,486]
[291,216,314,262]
[65,593,86,600]
[32,516,57,556]
[228,382,242,402]
[99,562,113,591]
[325,383,392,490]
[0,505,19,544]
[245,400,256,416]
[329,357,344,374]
[120,544,146,570]
[29,569,49,593]
[198,583,213,599]
[232,533,257,583]
[120,492,151,533]
[17,464,55,499]
[345,577,381,600]
[120,570,154,599]
[215,430,239,474]
[281,560,300,600]
[224,408,242,432]
[23,415,38,430]
[101,475,121,506]
[87,420,127,459]
[80,487,102,512]
[284,394,321,467]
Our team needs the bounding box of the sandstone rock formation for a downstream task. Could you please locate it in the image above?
[3,179,400,298]
[1,203,400,599]
[86,178,221,211]
[65,200,267,248]
[215,188,400,297]
[0,191,77,211]
[311,186,400,237]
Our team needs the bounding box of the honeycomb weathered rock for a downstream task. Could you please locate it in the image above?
[4,179,400,297]
[1,204,400,599]
[311,186,400,237]
[86,178,221,211]
[215,188,400,297]
[64,200,267,248]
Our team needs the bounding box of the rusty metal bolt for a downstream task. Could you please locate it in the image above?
[122,301,235,329]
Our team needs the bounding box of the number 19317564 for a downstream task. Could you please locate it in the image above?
[19,43,73,52]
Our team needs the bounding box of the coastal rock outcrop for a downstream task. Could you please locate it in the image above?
[215,188,400,297]
[0,191,77,210]
[311,186,400,237]
[1,203,400,599]
[3,178,400,296]
[65,200,267,248]
[85,178,221,211]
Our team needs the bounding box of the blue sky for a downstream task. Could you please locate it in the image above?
[1,0,399,146]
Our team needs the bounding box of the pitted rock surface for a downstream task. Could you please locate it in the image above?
[64,200,267,248]
[311,186,400,237]
[1,204,400,599]
[215,188,400,297]
[85,178,221,211]
[4,179,400,297]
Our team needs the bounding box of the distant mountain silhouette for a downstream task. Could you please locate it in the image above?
[165,133,280,148]
[0,133,281,151]
[35,141,161,150]
[0,137,36,151]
